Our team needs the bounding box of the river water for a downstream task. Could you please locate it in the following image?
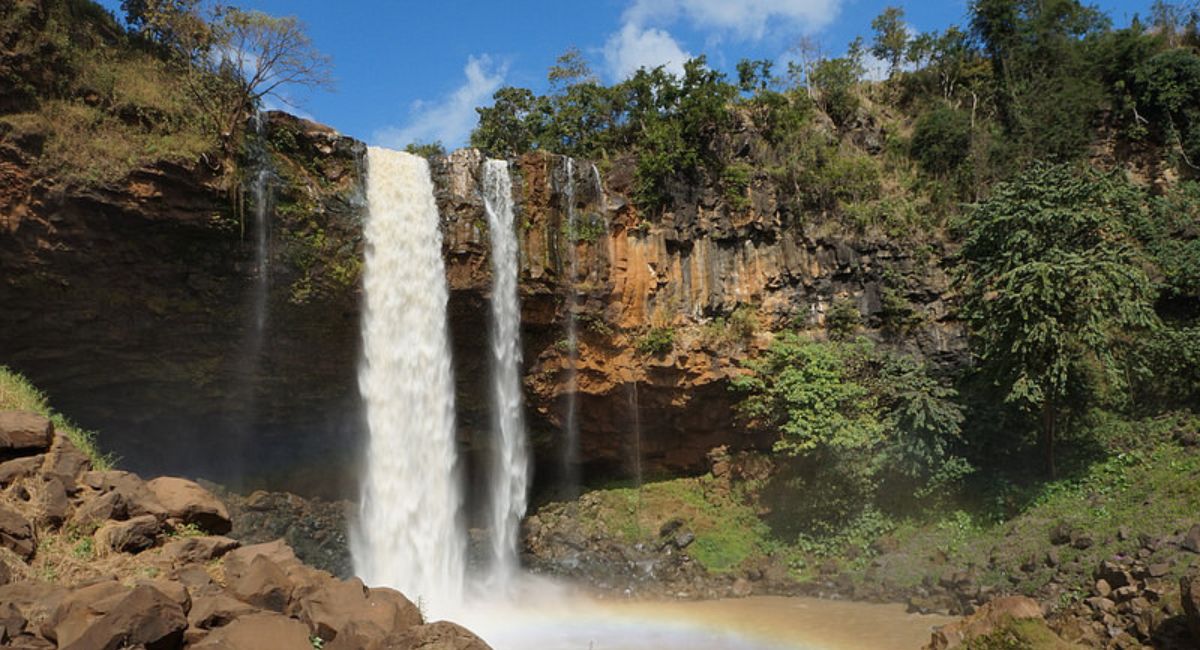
[452,589,950,650]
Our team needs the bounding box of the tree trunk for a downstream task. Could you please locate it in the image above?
[1041,400,1056,479]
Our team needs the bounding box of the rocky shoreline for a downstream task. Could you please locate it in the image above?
[0,410,490,649]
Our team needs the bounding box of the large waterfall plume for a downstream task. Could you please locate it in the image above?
[481,160,529,586]
[353,147,464,612]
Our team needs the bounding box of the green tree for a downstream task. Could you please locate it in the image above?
[955,164,1159,476]
[871,6,909,77]
[733,335,964,531]
[470,86,550,156]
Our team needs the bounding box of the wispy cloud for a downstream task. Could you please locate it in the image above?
[603,0,842,80]
[373,55,507,149]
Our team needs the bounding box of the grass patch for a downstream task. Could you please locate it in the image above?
[0,365,113,469]
[567,475,774,573]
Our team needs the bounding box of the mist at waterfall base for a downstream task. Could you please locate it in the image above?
[347,150,951,649]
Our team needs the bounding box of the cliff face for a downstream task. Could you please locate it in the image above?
[0,111,964,498]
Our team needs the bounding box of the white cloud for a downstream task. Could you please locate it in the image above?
[626,0,841,41]
[603,22,692,79]
[373,55,507,149]
[603,0,841,80]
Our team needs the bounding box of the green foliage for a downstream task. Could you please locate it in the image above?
[635,327,675,356]
[72,537,95,559]
[721,161,753,211]
[403,141,445,158]
[955,163,1160,474]
[810,41,865,126]
[911,106,972,175]
[1133,48,1200,167]
[733,335,965,533]
[871,6,909,76]
[825,298,862,340]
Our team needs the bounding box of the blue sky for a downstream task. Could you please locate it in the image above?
[96,0,1154,148]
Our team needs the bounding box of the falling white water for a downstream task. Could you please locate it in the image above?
[353,147,464,613]
[562,158,581,497]
[481,160,529,585]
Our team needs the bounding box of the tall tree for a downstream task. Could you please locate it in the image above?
[871,6,909,77]
[955,164,1159,476]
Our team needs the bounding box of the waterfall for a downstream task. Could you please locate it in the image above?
[481,160,528,585]
[562,158,581,497]
[353,147,464,613]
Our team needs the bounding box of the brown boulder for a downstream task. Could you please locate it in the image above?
[299,578,421,642]
[72,490,128,526]
[42,435,91,489]
[60,584,187,650]
[392,621,493,650]
[222,540,300,578]
[0,455,43,487]
[0,503,35,559]
[146,477,232,534]
[0,601,27,643]
[188,593,261,630]
[159,535,239,567]
[1182,524,1200,554]
[34,477,70,528]
[82,470,168,519]
[42,579,130,645]
[0,581,69,626]
[0,411,53,454]
[1182,571,1200,639]
[926,596,1044,650]
[95,514,161,553]
[228,555,292,613]
[190,612,313,649]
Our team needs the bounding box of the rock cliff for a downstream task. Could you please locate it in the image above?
[0,110,965,499]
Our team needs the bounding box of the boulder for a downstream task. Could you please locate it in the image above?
[146,477,232,534]
[0,411,53,454]
[60,584,187,650]
[0,455,43,487]
[159,535,239,567]
[0,581,69,625]
[190,612,312,650]
[1182,524,1200,554]
[82,471,167,519]
[299,579,422,642]
[72,491,128,526]
[0,556,11,586]
[391,621,493,650]
[222,540,300,579]
[41,579,130,645]
[0,601,26,643]
[0,504,35,559]
[95,514,161,553]
[926,596,1044,650]
[34,477,70,528]
[133,579,191,614]
[228,555,292,613]
[1182,570,1200,639]
[42,435,91,490]
[188,593,261,630]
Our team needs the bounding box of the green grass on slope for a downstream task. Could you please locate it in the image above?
[571,475,776,573]
[0,365,113,469]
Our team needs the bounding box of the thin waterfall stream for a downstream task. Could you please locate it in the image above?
[352,147,464,613]
[561,157,581,497]
[481,159,529,586]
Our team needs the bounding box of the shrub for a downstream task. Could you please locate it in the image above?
[826,298,861,340]
[635,327,675,356]
[910,106,972,175]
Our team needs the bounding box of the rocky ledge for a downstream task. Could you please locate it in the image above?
[0,410,490,649]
